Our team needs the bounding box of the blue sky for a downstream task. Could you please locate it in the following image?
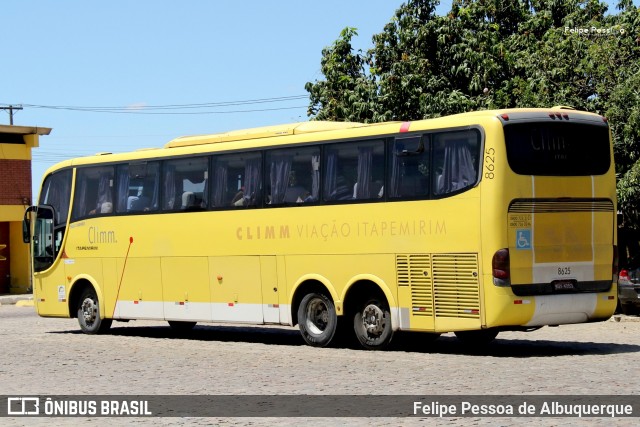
[0,0,630,197]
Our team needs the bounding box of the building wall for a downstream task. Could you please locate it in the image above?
[9,221,30,293]
[1,133,39,294]
[0,159,32,205]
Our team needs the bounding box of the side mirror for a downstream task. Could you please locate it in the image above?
[22,206,36,244]
[22,219,30,243]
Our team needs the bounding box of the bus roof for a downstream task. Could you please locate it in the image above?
[164,107,604,149]
[165,121,370,148]
[41,107,606,177]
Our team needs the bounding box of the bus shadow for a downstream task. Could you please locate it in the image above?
[54,324,640,357]
[109,323,306,346]
[390,332,640,357]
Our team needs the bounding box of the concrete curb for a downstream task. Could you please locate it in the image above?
[15,299,35,307]
[612,314,640,322]
[0,294,34,306]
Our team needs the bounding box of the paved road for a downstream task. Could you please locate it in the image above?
[1,305,639,426]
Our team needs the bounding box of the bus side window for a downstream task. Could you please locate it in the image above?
[323,139,384,202]
[116,162,160,213]
[211,152,262,208]
[432,130,480,196]
[388,135,429,199]
[266,146,320,205]
[72,166,115,220]
[162,157,209,211]
[39,170,72,225]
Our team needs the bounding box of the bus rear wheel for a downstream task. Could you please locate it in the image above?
[297,292,337,347]
[77,287,112,334]
[353,297,393,350]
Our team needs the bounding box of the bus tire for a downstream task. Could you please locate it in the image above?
[77,287,112,334]
[353,297,393,350]
[297,292,337,347]
[168,321,197,331]
[454,329,499,345]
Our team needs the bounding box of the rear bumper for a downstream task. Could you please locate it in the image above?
[512,280,611,296]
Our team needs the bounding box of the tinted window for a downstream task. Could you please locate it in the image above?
[39,170,72,225]
[432,129,481,196]
[504,122,610,175]
[72,166,115,220]
[323,139,385,202]
[211,152,262,208]
[163,157,209,211]
[115,162,160,213]
[388,135,429,199]
[266,146,320,205]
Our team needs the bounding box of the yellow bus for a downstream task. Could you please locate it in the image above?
[24,107,618,349]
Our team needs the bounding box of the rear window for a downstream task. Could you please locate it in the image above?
[504,122,610,175]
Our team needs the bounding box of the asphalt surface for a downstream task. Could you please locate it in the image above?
[1,299,639,426]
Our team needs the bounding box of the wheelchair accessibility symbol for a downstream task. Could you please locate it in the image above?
[516,229,531,250]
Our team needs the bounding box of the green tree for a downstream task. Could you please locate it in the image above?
[306,0,640,226]
[304,27,377,122]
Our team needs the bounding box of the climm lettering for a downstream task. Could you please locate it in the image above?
[531,135,567,152]
[88,226,117,244]
[237,225,290,240]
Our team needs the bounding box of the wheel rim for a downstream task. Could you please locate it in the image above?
[305,297,329,336]
[360,303,386,337]
[81,297,97,325]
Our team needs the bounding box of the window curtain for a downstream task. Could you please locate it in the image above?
[97,173,112,204]
[163,165,176,209]
[150,166,160,210]
[355,146,373,199]
[440,140,476,194]
[202,171,209,207]
[45,172,71,225]
[389,142,403,198]
[323,150,338,200]
[311,154,320,201]
[270,154,292,204]
[212,161,228,207]
[243,157,262,206]
[116,166,130,212]
[74,174,88,219]
[43,180,61,222]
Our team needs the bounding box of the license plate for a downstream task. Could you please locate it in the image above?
[553,281,575,291]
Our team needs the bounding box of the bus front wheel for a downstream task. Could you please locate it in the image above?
[297,292,337,347]
[77,287,112,334]
[353,297,393,350]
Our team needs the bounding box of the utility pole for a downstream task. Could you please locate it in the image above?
[0,105,23,125]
